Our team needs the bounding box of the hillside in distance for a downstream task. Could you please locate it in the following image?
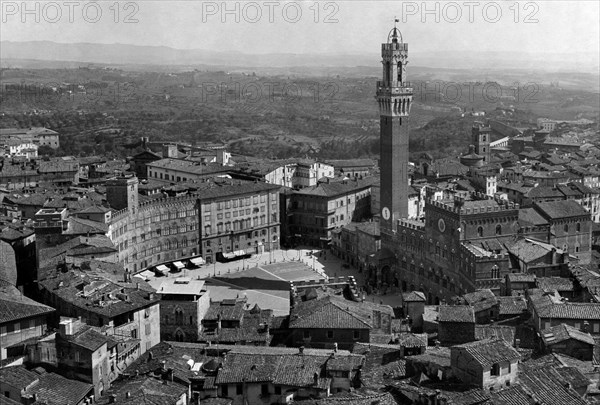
[2,40,599,74]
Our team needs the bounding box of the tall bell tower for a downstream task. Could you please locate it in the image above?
[377,23,413,232]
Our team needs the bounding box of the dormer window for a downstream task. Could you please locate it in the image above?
[491,363,500,376]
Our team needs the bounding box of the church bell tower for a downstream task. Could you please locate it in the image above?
[377,23,413,232]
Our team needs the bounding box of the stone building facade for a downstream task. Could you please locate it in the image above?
[108,176,281,271]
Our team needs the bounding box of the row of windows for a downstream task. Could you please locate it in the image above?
[114,210,197,237]
[0,318,41,335]
[208,205,274,221]
[128,238,198,260]
[476,224,503,237]
[204,215,277,235]
[149,171,192,182]
[117,224,198,251]
[205,193,277,213]
[204,229,278,246]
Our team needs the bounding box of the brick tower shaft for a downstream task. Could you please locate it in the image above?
[377,25,413,232]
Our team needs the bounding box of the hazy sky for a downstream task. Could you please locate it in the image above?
[1,0,599,56]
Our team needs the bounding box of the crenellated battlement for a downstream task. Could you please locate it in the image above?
[111,192,200,223]
[382,42,408,52]
[398,219,425,231]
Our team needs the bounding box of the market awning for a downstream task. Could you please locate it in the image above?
[173,261,185,269]
[190,257,205,266]
[155,265,169,273]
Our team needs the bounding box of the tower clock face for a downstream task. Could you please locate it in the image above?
[438,218,446,233]
[382,207,391,220]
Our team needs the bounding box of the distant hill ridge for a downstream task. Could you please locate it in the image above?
[2,40,598,72]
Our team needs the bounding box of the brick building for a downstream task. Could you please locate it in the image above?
[450,339,520,389]
[437,305,475,346]
[533,200,593,263]
[108,176,281,272]
[285,178,373,248]
[0,287,54,363]
[213,345,365,404]
[157,277,210,342]
[37,267,161,355]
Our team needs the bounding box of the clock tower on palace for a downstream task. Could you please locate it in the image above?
[377,23,413,232]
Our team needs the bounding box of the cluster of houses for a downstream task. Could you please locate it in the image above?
[0,112,598,405]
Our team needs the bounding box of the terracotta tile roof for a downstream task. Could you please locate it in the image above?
[489,385,536,405]
[28,372,93,405]
[124,341,218,385]
[463,289,498,313]
[507,238,560,264]
[65,217,109,235]
[534,200,590,219]
[452,339,521,367]
[0,366,39,389]
[402,291,426,302]
[530,294,600,320]
[398,333,428,348]
[361,365,404,390]
[437,305,475,323]
[61,325,111,351]
[518,208,549,227]
[97,375,187,405]
[293,177,374,198]
[215,349,363,387]
[541,323,595,346]
[203,298,246,321]
[525,186,564,199]
[506,273,536,283]
[323,159,376,169]
[475,325,516,344]
[0,288,55,324]
[289,295,392,330]
[498,296,528,316]
[199,308,272,345]
[517,365,590,405]
[38,269,159,319]
[293,392,396,405]
[447,388,492,405]
[406,346,451,368]
[536,277,575,292]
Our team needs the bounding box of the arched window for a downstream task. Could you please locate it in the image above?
[175,330,185,342]
[564,224,569,233]
[495,224,502,235]
[477,226,483,237]
[385,61,391,83]
[576,222,581,232]
[175,308,184,324]
[397,62,402,82]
